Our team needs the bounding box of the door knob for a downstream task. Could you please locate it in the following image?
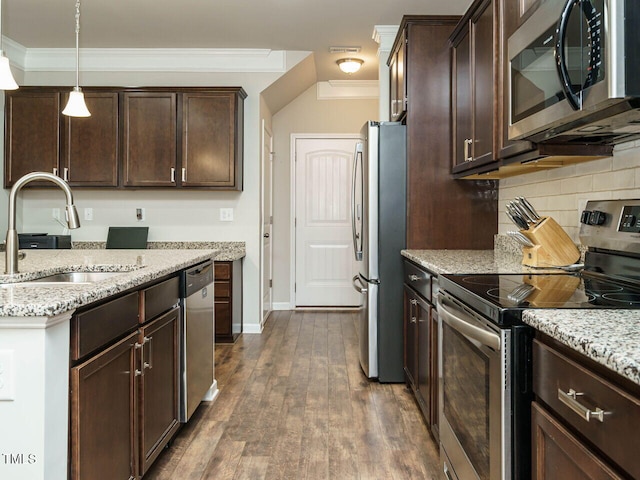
[264,233,270,238]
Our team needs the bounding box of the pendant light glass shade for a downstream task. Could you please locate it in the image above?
[0,0,19,90]
[62,87,91,117]
[0,54,18,90]
[62,0,90,117]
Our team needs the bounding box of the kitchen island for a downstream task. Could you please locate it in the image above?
[0,249,216,480]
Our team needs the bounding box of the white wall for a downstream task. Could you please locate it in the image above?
[271,84,378,307]
[10,69,287,332]
[499,140,640,243]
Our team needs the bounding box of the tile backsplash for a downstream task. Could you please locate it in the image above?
[499,140,640,243]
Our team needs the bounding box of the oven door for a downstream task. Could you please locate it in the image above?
[437,292,510,480]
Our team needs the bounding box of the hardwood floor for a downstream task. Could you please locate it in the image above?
[145,310,442,479]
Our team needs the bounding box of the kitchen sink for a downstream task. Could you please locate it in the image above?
[1,271,128,287]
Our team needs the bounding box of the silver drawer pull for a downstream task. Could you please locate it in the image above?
[558,388,606,423]
[409,274,420,282]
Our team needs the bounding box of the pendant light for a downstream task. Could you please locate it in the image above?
[0,0,18,89]
[62,0,90,117]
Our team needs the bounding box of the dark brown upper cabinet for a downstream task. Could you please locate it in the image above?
[122,91,178,187]
[63,91,119,187]
[450,0,499,175]
[4,90,60,187]
[180,90,244,189]
[4,86,245,190]
[388,31,407,122]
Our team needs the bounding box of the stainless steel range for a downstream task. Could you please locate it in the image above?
[437,199,640,480]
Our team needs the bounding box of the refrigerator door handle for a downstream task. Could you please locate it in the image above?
[352,275,367,294]
[351,143,364,261]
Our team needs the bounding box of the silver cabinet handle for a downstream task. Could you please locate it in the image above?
[558,388,606,422]
[144,336,153,370]
[181,167,186,182]
[409,274,420,282]
[463,138,473,162]
[53,167,58,176]
[63,167,69,181]
[170,167,176,183]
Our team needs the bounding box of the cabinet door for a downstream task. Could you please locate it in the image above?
[70,332,137,480]
[429,306,439,438]
[389,52,399,121]
[471,0,495,164]
[452,29,472,168]
[4,91,60,187]
[138,307,180,475]
[122,92,177,187]
[389,34,407,122]
[63,91,119,186]
[403,286,418,389]
[180,91,242,189]
[531,402,623,480]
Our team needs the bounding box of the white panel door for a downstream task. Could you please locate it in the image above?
[261,122,273,323]
[295,137,360,307]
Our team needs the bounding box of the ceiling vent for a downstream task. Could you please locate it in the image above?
[329,46,361,54]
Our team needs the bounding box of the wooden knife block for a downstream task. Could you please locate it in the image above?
[520,217,580,267]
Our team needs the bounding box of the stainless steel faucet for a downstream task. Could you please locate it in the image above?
[5,172,81,274]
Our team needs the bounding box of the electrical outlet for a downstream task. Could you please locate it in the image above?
[220,208,234,222]
[0,350,15,401]
[84,208,93,221]
[136,208,146,221]
[52,208,60,220]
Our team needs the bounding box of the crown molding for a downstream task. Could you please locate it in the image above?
[372,25,399,56]
[2,37,292,73]
[316,80,379,100]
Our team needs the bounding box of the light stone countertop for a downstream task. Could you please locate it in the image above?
[402,247,640,386]
[523,309,640,385]
[72,240,246,261]
[0,249,216,317]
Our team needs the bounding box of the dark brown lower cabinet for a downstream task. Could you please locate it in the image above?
[138,307,181,475]
[70,332,138,480]
[70,276,182,479]
[403,283,438,441]
[215,260,242,343]
[531,402,623,480]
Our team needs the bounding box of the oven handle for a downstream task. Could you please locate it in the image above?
[437,295,501,351]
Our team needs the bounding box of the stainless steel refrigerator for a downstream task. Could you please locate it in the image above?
[351,121,406,382]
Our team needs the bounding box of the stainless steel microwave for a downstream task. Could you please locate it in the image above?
[508,0,640,145]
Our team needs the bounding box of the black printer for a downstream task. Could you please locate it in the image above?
[18,233,72,249]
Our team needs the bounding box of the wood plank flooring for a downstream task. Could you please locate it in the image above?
[145,310,441,479]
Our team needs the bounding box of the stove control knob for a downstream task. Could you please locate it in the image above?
[589,210,606,225]
[580,210,592,224]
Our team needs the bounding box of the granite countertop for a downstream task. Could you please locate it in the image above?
[402,245,640,387]
[523,309,640,385]
[72,240,246,261]
[0,249,216,317]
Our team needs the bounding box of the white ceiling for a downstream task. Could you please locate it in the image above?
[2,0,472,81]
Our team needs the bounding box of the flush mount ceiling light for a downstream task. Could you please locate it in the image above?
[0,0,18,90]
[62,0,90,117]
[337,58,364,74]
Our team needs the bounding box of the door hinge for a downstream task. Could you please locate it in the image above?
[269,279,273,288]
[270,215,273,224]
[294,283,296,292]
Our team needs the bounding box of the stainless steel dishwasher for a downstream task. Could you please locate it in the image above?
[180,260,215,422]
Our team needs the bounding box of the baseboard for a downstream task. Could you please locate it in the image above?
[272,302,292,310]
[242,323,263,334]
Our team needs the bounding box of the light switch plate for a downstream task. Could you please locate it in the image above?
[220,208,234,222]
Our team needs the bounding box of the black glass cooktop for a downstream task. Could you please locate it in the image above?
[439,272,640,326]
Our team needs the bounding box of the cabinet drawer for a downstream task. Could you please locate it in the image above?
[141,276,180,323]
[72,292,139,361]
[214,262,231,280]
[215,280,230,298]
[533,339,640,478]
[403,260,431,302]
